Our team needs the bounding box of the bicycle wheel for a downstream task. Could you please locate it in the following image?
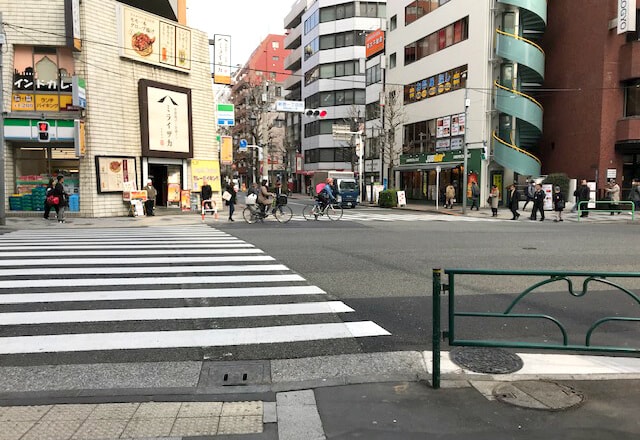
[275,205,293,223]
[243,207,257,224]
[302,205,317,221]
[325,204,343,221]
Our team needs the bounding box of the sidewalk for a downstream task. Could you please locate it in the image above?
[1,351,640,439]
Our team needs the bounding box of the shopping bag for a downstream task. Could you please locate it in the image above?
[222,191,232,201]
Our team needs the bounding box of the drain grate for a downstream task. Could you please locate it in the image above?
[198,360,271,387]
[450,347,523,374]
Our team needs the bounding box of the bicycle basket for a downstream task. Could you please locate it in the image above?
[246,194,257,205]
[277,194,288,205]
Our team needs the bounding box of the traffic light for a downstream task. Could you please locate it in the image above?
[481,146,488,160]
[304,109,327,118]
[37,121,50,143]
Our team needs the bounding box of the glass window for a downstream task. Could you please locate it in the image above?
[321,91,335,106]
[501,63,513,88]
[320,121,334,135]
[390,53,396,69]
[335,34,345,47]
[345,3,354,18]
[320,6,336,22]
[336,4,346,19]
[625,79,640,117]
[356,31,366,45]
[320,148,334,161]
[390,15,397,31]
[344,90,354,105]
[344,61,355,76]
[320,34,335,50]
[336,63,345,76]
[344,32,354,46]
[272,41,280,49]
[272,56,279,61]
[445,24,454,46]
[405,43,417,65]
[417,36,429,59]
[502,12,516,34]
[320,64,335,78]
[428,33,438,55]
[355,89,366,104]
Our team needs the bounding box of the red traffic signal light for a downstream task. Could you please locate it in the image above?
[37,121,50,142]
[304,109,327,118]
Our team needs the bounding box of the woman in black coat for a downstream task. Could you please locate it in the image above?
[225,182,237,221]
[52,175,68,223]
[43,177,58,220]
[553,186,565,222]
[507,184,521,220]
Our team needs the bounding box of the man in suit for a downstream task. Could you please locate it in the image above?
[507,183,521,220]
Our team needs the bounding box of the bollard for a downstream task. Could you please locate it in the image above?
[432,268,442,389]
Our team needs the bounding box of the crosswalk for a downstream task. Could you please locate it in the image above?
[290,209,502,223]
[0,226,389,357]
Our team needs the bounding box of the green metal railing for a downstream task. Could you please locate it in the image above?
[432,268,640,389]
[577,200,635,221]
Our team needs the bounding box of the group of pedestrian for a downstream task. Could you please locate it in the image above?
[507,181,566,221]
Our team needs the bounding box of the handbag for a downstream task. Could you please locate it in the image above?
[222,190,232,201]
[487,197,492,204]
[557,200,565,210]
[46,195,60,206]
[245,193,257,205]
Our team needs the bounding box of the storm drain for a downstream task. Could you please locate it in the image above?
[198,360,271,387]
[494,381,584,410]
[450,347,523,374]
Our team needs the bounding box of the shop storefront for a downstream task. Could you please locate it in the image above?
[397,150,482,204]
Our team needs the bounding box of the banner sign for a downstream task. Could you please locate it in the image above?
[220,136,233,165]
[618,0,637,34]
[365,29,385,58]
[213,34,231,85]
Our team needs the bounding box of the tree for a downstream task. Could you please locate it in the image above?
[379,85,406,188]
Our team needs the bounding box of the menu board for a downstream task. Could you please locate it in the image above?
[96,156,137,193]
[118,3,191,72]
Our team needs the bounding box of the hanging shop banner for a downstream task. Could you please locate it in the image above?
[220,136,233,165]
[95,156,137,193]
[139,80,193,159]
[618,0,637,34]
[117,3,192,71]
[64,0,82,51]
[213,34,231,85]
[191,159,222,192]
[365,29,385,58]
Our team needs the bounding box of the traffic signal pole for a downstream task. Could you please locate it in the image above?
[0,14,6,226]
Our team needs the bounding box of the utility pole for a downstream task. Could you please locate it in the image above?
[462,78,470,215]
[0,14,6,226]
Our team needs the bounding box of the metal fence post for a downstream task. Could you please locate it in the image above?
[432,268,442,389]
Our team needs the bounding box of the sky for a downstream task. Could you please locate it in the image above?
[186,0,297,68]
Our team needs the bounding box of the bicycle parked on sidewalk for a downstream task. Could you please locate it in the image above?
[302,200,343,221]
[243,194,293,224]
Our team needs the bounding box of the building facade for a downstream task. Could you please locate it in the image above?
[1,0,219,218]
[540,1,640,196]
[230,34,290,187]
[384,0,547,205]
[284,0,387,192]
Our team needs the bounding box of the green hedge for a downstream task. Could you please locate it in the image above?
[379,189,398,208]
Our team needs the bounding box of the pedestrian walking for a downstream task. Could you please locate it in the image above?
[470,181,480,210]
[445,183,456,209]
[43,177,58,220]
[605,179,621,215]
[531,183,545,221]
[143,179,157,216]
[52,175,68,223]
[224,181,237,221]
[577,179,590,217]
[630,178,640,211]
[553,186,565,222]
[489,184,500,217]
[522,180,535,211]
[507,183,521,220]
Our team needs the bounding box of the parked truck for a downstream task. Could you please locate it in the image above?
[312,171,359,208]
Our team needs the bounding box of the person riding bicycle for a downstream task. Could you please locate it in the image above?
[316,177,337,211]
[257,179,274,216]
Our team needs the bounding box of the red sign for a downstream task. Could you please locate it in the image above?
[365,29,385,58]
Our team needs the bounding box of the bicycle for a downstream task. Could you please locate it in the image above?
[302,199,343,221]
[243,194,293,224]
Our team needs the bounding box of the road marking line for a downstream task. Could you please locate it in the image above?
[0,264,289,277]
[0,321,390,354]
[0,255,275,267]
[0,285,327,304]
[0,249,265,258]
[0,301,353,325]
[0,274,305,289]
[0,243,254,251]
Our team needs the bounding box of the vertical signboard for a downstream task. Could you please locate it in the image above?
[213,34,231,85]
[74,120,86,157]
[365,29,385,58]
[221,136,233,165]
[618,0,637,34]
[65,0,82,51]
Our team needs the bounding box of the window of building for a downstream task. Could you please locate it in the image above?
[366,64,382,86]
[366,101,381,120]
[502,12,516,34]
[272,56,279,61]
[405,0,450,26]
[359,2,385,18]
[306,89,365,108]
[304,10,320,34]
[317,60,359,79]
[319,31,364,50]
[404,17,469,66]
[389,52,396,69]
[390,14,397,31]
[320,2,356,22]
[304,147,354,163]
[304,65,319,85]
[272,41,280,49]
[625,79,640,117]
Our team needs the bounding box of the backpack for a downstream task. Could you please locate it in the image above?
[315,182,326,196]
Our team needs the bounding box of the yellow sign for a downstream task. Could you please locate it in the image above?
[191,159,222,192]
[11,93,35,111]
[221,136,233,165]
[35,94,60,112]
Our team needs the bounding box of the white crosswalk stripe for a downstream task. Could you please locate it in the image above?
[0,226,389,356]
[290,210,503,223]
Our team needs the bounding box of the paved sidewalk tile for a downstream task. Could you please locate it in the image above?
[170,417,219,436]
[121,417,175,438]
[87,403,140,420]
[132,402,181,419]
[71,419,128,439]
[0,405,51,421]
[42,404,96,421]
[220,401,263,416]
[218,415,263,435]
[0,421,34,440]
[21,419,83,440]
[177,401,223,418]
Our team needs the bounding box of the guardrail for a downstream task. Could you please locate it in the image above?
[431,268,640,389]
[577,200,635,221]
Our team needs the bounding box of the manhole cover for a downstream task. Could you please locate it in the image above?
[494,381,584,410]
[198,360,271,387]
[450,347,523,374]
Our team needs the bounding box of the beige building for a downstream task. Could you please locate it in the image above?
[1,0,220,218]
